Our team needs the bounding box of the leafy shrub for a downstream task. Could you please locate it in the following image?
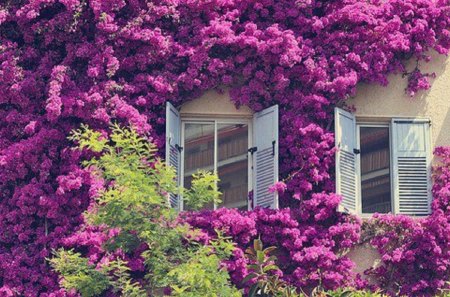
[167,233,242,297]
[50,124,240,296]
[243,238,300,297]
[50,250,146,297]
[314,289,388,297]
[49,249,110,297]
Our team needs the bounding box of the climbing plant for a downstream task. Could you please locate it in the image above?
[1,0,450,295]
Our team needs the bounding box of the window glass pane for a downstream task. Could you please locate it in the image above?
[360,127,392,213]
[217,124,249,210]
[183,123,215,210]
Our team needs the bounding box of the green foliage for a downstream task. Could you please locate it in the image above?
[68,123,108,153]
[51,124,240,296]
[167,233,242,297]
[49,250,147,297]
[314,289,388,297]
[49,249,110,297]
[141,224,195,289]
[183,170,221,210]
[438,286,450,297]
[105,259,147,297]
[243,238,301,297]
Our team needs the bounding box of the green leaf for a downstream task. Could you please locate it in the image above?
[241,273,257,285]
[248,284,259,297]
[256,250,265,263]
[263,265,279,273]
[263,246,277,255]
[247,264,260,271]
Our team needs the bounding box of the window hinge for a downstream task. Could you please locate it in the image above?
[175,144,183,152]
[353,148,361,154]
[248,146,258,155]
[272,141,276,156]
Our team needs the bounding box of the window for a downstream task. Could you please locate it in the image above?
[182,121,249,210]
[335,108,432,216]
[359,125,392,213]
[166,102,279,211]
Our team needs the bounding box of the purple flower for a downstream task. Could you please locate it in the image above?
[1,0,450,295]
[268,181,287,194]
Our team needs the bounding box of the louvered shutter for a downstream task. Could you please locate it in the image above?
[392,119,431,216]
[165,102,181,209]
[252,105,279,209]
[335,108,358,214]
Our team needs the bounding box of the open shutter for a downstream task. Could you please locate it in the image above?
[166,102,181,209]
[392,119,431,216]
[335,108,358,213]
[252,105,279,209]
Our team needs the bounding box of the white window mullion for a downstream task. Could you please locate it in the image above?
[179,117,259,211]
[214,120,218,210]
[355,125,362,214]
[389,123,396,215]
[180,121,185,211]
[247,121,253,211]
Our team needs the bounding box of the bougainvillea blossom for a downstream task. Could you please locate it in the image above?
[1,0,450,295]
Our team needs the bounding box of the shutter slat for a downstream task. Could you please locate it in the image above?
[335,108,358,214]
[253,106,279,209]
[166,102,181,210]
[392,119,431,216]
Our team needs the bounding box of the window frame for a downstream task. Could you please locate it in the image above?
[180,116,253,211]
[354,117,432,217]
[356,122,393,216]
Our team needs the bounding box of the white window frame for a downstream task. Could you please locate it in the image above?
[356,122,393,216]
[354,118,431,217]
[180,116,253,211]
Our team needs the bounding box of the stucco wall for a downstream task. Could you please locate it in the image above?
[347,51,450,152]
[180,89,253,118]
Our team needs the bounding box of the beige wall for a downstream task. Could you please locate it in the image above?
[346,243,380,284]
[180,88,253,118]
[347,51,450,152]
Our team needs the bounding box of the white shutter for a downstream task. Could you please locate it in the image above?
[392,119,431,216]
[166,102,181,209]
[252,105,279,209]
[335,108,358,214]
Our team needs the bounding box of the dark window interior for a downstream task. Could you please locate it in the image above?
[360,126,392,213]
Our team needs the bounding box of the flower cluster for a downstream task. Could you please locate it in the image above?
[364,148,450,296]
[183,196,361,291]
[1,0,450,296]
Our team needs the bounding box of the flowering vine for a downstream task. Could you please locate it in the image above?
[1,0,450,296]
